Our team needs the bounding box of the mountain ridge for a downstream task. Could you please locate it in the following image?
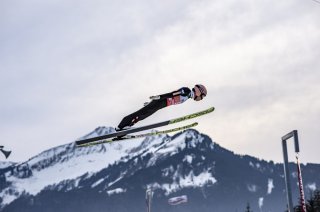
[1,127,319,212]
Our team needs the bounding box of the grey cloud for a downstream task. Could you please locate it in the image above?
[1,0,319,163]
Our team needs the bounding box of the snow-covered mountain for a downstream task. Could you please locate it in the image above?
[0,127,320,212]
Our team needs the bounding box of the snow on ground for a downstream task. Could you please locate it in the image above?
[259,197,264,209]
[162,166,174,177]
[147,133,187,166]
[291,172,298,178]
[180,171,216,187]
[106,188,126,195]
[247,184,257,192]
[91,178,105,188]
[149,170,217,195]
[306,182,316,191]
[183,155,193,164]
[267,178,274,194]
[0,161,14,169]
[156,133,186,155]
[1,137,144,207]
[249,161,254,168]
[1,130,206,207]
[0,190,17,206]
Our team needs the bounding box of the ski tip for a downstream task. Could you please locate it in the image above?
[191,122,198,127]
[205,106,215,113]
[199,106,215,112]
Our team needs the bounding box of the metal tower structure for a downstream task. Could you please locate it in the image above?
[282,130,306,212]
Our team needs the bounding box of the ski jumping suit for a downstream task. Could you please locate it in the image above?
[117,87,192,130]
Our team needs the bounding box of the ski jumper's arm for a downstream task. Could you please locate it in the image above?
[159,87,192,106]
[158,87,190,99]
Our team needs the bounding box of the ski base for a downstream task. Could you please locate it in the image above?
[77,122,198,147]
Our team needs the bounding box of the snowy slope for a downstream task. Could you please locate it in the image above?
[0,127,146,207]
[0,162,14,169]
[0,127,217,209]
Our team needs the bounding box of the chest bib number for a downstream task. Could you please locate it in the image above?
[167,96,188,106]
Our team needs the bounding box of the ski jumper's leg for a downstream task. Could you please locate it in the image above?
[118,99,167,129]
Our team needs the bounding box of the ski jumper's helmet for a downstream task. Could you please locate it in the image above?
[193,84,207,101]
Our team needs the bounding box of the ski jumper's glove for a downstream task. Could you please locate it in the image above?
[143,96,160,106]
[149,95,161,100]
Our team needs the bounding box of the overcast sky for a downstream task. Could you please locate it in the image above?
[1,0,319,163]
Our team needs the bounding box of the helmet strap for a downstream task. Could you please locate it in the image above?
[191,88,196,100]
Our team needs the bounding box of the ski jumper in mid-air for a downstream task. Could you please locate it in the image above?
[117,84,207,131]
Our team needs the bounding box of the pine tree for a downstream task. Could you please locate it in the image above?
[313,190,320,212]
[294,195,306,212]
[299,189,320,212]
[294,205,304,212]
[307,193,315,212]
[245,202,253,212]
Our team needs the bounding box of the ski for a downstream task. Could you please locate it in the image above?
[75,106,214,146]
[77,122,198,147]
